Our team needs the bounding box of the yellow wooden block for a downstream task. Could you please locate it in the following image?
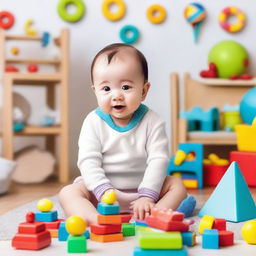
[198,215,215,234]
[182,179,198,189]
[174,150,186,165]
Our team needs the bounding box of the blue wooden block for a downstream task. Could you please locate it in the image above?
[181,232,195,247]
[58,222,90,241]
[35,210,57,222]
[133,247,187,256]
[58,222,69,241]
[202,229,219,249]
[167,143,203,189]
[97,202,120,215]
[180,106,219,132]
[134,219,148,227]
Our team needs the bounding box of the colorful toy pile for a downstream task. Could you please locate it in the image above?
[133,208,195,255]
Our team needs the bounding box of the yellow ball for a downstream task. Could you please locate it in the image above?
[241,220,256,244]
[101,189,117,204]
[65,216,87,235]
[37,198,53,212]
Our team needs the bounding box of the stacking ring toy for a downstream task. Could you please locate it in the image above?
[119,25,139,44]
[146,4,166,24]
[219,7,246,33]
[24,19,38,36]
[0,11,15,30]
[57,0,85,23]
[102,0,126,21]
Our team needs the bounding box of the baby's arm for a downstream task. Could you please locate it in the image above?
[77,113,114,201]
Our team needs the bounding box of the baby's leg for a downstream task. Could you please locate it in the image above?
[58,182,98,224]
[155,176,187,210]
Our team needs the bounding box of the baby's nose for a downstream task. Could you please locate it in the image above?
[112,90,124,101]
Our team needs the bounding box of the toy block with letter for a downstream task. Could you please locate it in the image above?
[199,162,256,222]
[12,212,51,250]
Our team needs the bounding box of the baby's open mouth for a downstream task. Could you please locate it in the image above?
[113,105,125,110]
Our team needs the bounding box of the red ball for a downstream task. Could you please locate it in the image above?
[26,212,35,223]
[28,64,38,72]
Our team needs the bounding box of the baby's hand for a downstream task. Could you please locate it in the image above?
[130,197,155,220]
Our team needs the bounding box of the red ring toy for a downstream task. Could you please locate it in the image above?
[0,11,15,30]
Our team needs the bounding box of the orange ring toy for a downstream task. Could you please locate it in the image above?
[146,4,166,24]
[219,7,246,33]
[0,11,15,30]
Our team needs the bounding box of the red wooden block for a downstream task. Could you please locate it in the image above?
[18,221,45,234]
[230,151,256,186]
[90,223,122,235]
[203,164,229,186]
[145,215,189,232]
[151,208,184,222]
[44,219,63,229]
[219,230,234,246]
[97,214,122,224]
[12,230,51,250]
[120,213,132,223]
[212,219,226,231]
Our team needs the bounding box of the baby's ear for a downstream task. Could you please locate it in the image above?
[142,82,151,100]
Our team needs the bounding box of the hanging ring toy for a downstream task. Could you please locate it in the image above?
[0,11,15,30]
[102,0,126,21]
[57,0,85,23]
[219,7,246,33]
[119,25,139,44]
[146,4,166,24]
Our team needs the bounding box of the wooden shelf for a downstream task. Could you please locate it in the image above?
[5,35,42,41]
[187,131,237,145]
[6,58,60,65]
[4,73,61,85]
[15,125,61,135]
[200,78,256,86]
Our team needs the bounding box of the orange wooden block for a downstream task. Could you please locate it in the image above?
[145,215,189,232]
[49,229,58,238]
[97,214,122,224]
[90,232,123,242]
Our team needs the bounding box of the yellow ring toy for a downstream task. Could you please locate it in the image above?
[146,4,166,24]
[219,7,246,33]
[102,0,126,21]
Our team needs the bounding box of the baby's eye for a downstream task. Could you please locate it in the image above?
[103,86,110,91]
[122,85,130,90]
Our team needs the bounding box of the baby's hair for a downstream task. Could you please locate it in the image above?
[91,43,148,84]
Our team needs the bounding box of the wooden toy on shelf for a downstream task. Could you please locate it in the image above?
[170,72,255,154]
[167,143,203,189]
[0,29,69,183]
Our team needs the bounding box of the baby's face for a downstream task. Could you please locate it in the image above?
[92,48,150,127]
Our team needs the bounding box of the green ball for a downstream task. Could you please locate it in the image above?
[208,41,249,78]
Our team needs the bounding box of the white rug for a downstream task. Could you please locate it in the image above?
[1,237,256,256]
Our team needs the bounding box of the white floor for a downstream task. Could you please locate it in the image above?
[1,237,256,256]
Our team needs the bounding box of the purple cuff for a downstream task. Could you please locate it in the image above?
[93,183,114,201]
[138,188,159,202]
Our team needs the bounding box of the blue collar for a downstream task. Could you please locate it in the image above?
[95,104,149,132]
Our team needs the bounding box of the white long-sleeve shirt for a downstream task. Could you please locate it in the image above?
[77,104,169,201]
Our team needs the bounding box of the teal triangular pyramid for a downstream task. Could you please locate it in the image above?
[199,161,256,222]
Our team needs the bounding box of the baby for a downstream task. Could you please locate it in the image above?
[59,43,195,224]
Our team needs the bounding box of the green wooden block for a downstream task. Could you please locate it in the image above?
[67,235,87,253]
[122,223,135,236]
[138,229,182,250]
